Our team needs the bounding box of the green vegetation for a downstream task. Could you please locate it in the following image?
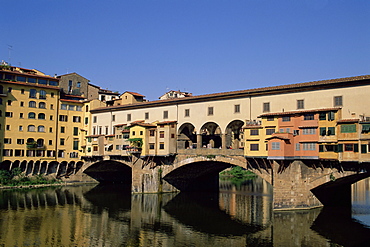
[0,168,60,187]
[206,155,216,159]
[220,166,256,179]
[128,138,143,148]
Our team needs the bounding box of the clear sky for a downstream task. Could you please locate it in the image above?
[1,0,369,101]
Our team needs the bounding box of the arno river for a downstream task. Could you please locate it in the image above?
[1,177,370,246]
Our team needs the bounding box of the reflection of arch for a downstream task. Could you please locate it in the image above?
[200,122,222,148]
[178,123,196,149]
[225,120,245,149]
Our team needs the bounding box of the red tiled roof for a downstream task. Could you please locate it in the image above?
[114,123,127,127]
[105,134,115,137]
[266,135,291,141]
[86,135,104,138]
[125,91,145,97]
[157,121,177,125]
[60,99,84,103]
[337,119,359,123]
[259,108,340,117]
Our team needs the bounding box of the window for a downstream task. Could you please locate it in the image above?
[73,139,79,150]
[28,77,36,83]
[7,100,11,106]
[93,116,97,123]
[267,116,274,121]
[250,129,259,135]
[145,112,149,120]
[99,126,102,135]
[17,139,24,144]
[6,125,10,130]
[334,96,343,107]
[234,104,240,113]
[297,100,304,109]
[282,116,290,122]
[77,82,81,88]
[127,114,131,121]
[328,111,335,121]
[68,105,75,111]
[19,125,23,131]
[319,112,326,120]
[60,138,65,145]
[38,79,47,85]
[150,130,155,136]
[304,114,314,120]
[250,144,259,151]
[160,131,165,138]
[50,115,53,120]
[76,106,82,111]
[159,143,165,149]
[38,113,45,120]
[49,127,53,133]
[73,116,81,122]
[263,102,270,113]
[29,101,36,108]
[29,89,37,98]
[39,90,46,99]
[38,125,45,132]
[39,102,46,108]
[20,101,24,107]
[17,76,26,82]
[0,99,2,105]
[302,128,316,135]
[61,104,67,110]
[163,111,168,119]
[149,143,155,149]
[4,138,11,144]
[28,112,36,119]
[28,125,35,132]
[185,109,190,117]
[20,113,24,118]
[105,126,108,135]
[295,143,300,151]
[206,106,215,117]
[50,104,54,110]
[5,112,13,117]
[303,143,316,151]
[266,128,275,135]
[61,126,65,133]
[272,142,280,150]
[112,115,116,121]
[8,87,12,92]
[59,115,68,122]
[341,124,356,133]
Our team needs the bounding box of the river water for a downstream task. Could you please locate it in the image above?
[0,177,370,246]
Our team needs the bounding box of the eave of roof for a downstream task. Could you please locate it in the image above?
[259,108,341,117]
[91,75,370,113]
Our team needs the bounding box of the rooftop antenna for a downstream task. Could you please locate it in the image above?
[7,45,12,64]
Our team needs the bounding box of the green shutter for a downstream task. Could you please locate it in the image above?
[73,140,79,150]
[341,124,356,133]
[320,127,326,136]
[337,144,343,152]
[328,127,335,136]
[361,144,367,153]
[328,112,335,121]
[319,112,326,120]
[354,144,359,152]
[319,145,324,152]
[73,127,79,136]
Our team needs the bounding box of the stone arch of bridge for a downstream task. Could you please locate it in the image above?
[177,122,197,149]
[225,119,245,149]
[82,160,132,184]
[162,156,272,192]
[199,122,222,148]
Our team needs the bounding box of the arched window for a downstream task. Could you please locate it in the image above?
[29,89,37,98]
[85,105,89,112]
[29,101,36,108]
[39,90,46,99]
[27,138,34,143]
[28,125,35,132]
[39,102,46,109]
[38,125,45,132]
[38,113,45,120]
[28,112,36,119]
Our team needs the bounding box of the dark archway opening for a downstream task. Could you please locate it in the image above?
[84,161,132,190]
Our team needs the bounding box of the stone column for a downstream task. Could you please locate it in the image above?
[221,134,227,149]
[197,134,202,148]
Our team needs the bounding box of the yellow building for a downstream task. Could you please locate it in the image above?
[0,64,60,164]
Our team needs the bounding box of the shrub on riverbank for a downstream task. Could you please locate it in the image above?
[220,166,256,179]
[0,168,60,186]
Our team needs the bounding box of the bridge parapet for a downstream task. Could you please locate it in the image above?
[177,148,244,156]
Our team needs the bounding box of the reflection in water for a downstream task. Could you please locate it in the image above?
[1,178,370,246]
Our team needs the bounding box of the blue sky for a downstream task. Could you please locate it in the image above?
[1,0,369,100]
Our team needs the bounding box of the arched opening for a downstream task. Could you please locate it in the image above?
[26,161,34,176]
[199,122,222,148]
[11,160,20,170]
[0,160,11,171]
[20,160,27,172]
[75,161,84,174]
[84,161,132,189]
[225,120,245,149]
[33,161,41,175]
[47,161,59,175]
[178,123,197,149]
[57,161,68,177]
[40,161,48,174]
